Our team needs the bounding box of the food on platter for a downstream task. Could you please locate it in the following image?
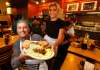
[24,41,54,60]
[22,40,32,49]
[33,47,46,55]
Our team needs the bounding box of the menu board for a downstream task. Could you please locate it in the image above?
[67,3,79,12]
[81,1,97,11]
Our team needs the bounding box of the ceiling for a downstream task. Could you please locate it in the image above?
[10,0,28,8]
[10,0,59,8]
[29,0,57,4]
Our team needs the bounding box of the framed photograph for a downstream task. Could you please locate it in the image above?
[81,1,97,11]
[67,3,79,12]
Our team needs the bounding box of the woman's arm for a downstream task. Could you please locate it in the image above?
[53,28,65,49]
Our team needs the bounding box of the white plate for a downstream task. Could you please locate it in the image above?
[25,43,54,60]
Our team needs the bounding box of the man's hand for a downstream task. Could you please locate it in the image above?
[18,54,32,62]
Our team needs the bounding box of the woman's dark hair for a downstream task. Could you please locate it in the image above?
[32,17,41,21]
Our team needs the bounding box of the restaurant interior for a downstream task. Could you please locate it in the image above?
[0,0,100,70]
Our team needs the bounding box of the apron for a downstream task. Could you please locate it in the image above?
[44,34,56,46]
[44,35,57,70]
[18,35,48,70]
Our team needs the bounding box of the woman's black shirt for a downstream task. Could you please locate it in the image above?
[45,19,65,39]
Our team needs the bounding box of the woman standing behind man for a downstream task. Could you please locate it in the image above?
[44,2,65,70]
[44,2,65,54]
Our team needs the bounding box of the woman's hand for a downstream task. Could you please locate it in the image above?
[52,44,58,56]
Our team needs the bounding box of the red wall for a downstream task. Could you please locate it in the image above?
[28,3,49,18]
[28,3,41,18]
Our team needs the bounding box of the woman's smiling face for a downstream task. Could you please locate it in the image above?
[49,5,58,19]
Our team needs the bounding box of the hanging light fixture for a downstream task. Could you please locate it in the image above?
[5,2,10,6]
[6,1,12,14]
[36,1,39,5]
[41,0,45,3]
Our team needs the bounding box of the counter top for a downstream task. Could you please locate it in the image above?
[61,46,100,70]
[68,46,100,63]
[74,25,100,32]
[0,35,19,55]
[0,35,19,65]
[0,35,19,48]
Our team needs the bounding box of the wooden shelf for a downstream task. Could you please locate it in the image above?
[74,25,100,32]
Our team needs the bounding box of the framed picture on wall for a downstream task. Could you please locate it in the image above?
[81,1,97,11]
[67,3,79,12]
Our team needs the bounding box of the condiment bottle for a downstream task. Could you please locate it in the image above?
[4,34,10,45]
[81,33,89,49]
